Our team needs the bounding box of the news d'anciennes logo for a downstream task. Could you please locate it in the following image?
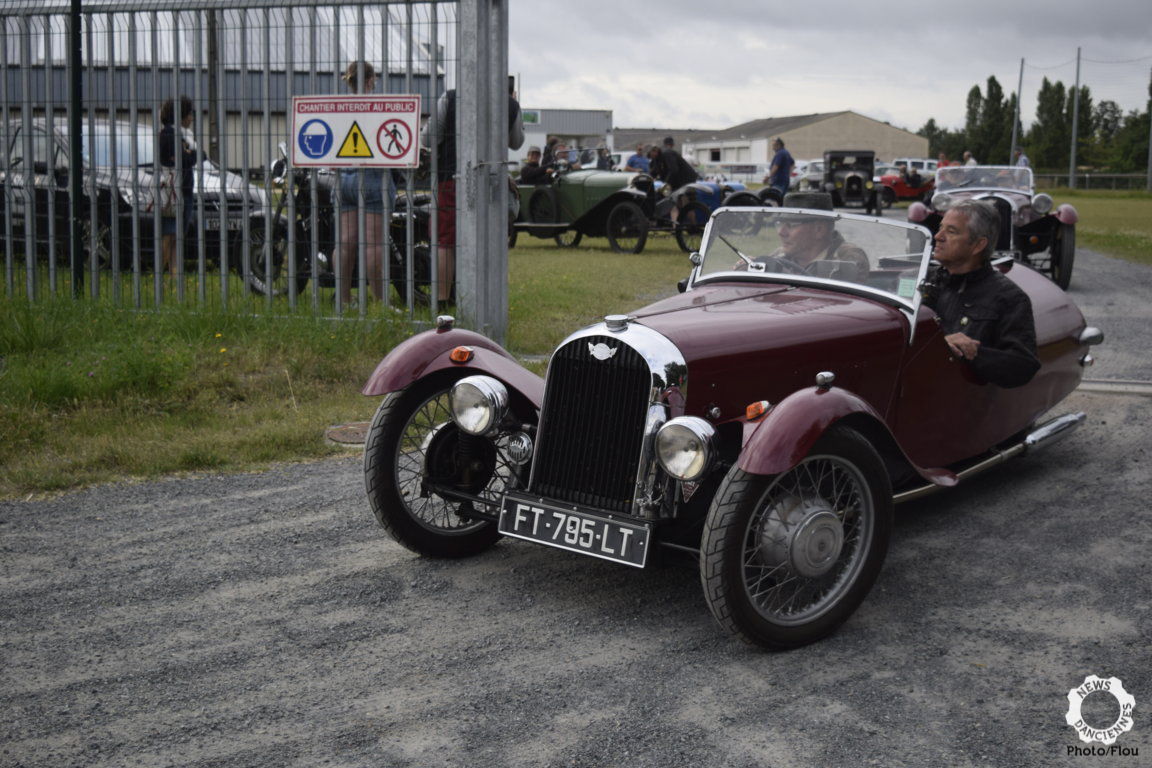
[1065,675,1136,752]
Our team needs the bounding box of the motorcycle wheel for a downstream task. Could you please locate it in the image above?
[247,220,310,297]
[389,242,435,306]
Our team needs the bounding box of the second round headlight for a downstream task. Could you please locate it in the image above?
[655,416,716,481]
[449,375,509,436]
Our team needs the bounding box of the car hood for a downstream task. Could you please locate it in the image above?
[626,282,909,416]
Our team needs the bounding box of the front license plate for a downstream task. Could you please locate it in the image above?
[498,494,651,568]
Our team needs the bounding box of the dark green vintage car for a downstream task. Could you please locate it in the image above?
[514,168,656,254]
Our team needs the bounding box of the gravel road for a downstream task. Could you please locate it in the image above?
[2,250,1149,768]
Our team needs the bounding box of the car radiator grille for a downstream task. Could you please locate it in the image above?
[530,335,652,515]
[989,197,1013,250]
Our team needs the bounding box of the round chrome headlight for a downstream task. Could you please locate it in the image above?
[449,375,509,436]
[1032,193,1054,214]
[930,192,954,211]
[655,416,716,481]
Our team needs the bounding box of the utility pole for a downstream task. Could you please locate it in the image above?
[1068,47,1081,189]
[1146,66,1151,193]
[1010,58,1024,165]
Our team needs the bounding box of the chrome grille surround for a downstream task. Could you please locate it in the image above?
[528,320,686,518]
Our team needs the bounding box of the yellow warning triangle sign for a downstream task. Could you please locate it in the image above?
[337,122,373,158]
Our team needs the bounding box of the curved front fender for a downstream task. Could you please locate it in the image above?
[1055,203,1079,225]
[736,386,956,488]
[361,326,545,409]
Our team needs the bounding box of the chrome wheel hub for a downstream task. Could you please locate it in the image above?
[759,494,845,579]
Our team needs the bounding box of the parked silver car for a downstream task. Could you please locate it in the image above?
[1,118,273,275]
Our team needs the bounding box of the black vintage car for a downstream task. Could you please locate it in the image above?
[824,150,880,213]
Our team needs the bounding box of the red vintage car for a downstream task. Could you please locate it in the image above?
[360,207,1102,650]
[877,163,934,206]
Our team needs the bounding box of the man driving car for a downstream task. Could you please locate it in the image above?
[770,192,870,281]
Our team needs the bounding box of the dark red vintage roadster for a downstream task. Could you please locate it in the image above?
[360,207,1102,650]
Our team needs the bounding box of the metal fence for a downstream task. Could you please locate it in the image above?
[1033,173,1150,191]
[2,0,515,338]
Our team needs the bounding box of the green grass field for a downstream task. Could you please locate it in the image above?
[2,190,1148,498]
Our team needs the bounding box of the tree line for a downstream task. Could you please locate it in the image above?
[917,74,1151,172]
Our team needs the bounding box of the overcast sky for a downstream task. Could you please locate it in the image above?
[508,0,1152,135]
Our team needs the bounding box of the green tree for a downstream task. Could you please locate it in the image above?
[1029,77,1069,169]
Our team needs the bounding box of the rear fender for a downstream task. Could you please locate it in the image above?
[736,386,956,488]
[361,326,545,410]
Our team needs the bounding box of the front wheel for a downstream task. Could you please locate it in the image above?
[1049,223,1075,290]
[247,220,309,297]
[699,427,892,649]
[605,201,649,254]
[554,229,583,248]
[363,372,518,558]
[880,187,895,209]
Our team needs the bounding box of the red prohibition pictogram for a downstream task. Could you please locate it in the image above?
[377,119,413,160]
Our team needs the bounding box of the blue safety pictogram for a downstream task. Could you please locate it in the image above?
[298,119,334,159]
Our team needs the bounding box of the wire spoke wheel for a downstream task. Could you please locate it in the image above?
[364,372,516,558]
[700,427,891,649]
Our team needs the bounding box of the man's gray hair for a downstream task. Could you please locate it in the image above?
[951,199,999,262]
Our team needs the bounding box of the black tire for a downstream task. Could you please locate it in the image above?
[674,201,710,253]
[363,372,515,558]
[389,242,433,306]
[605,201,649,254]
[880,187,895,209]
[699,426,892,650]
[248,221,309,297]
[757,187,783,206]
[554,229,583,248]
[528,187,559,239]
[1050,223,1075,290]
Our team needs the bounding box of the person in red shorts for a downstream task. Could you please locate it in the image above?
[422,79,524,303]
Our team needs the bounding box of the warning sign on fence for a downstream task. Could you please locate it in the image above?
[291,95,421,168]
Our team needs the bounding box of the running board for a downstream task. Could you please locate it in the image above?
[893,412,1086,504]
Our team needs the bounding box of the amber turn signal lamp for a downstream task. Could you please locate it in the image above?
[449,346,474,364]
[745,400,771,420]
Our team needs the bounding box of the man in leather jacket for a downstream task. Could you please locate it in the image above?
[923,199,1040,388]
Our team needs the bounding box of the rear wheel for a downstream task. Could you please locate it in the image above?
[1050,223,1075,290]
[699,427,892,650]
[527,187,559,239]
[605,201,649,254]
[674,201,710,252]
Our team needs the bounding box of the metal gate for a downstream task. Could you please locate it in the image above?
[1,0,513,339]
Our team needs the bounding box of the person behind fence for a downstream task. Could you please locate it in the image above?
[922,199,1040,388]
[422,78,525,304]
[337,61,396,307]
[158,95,203,277]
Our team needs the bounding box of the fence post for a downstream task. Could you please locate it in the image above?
[456,0,508,344]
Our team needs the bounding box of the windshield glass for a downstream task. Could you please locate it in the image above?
[935,165,1032,193]
[694,207,933,305]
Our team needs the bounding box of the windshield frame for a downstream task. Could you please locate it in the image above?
[686,206,936,325]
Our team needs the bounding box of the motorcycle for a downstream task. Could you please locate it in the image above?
[252,143,434,304]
